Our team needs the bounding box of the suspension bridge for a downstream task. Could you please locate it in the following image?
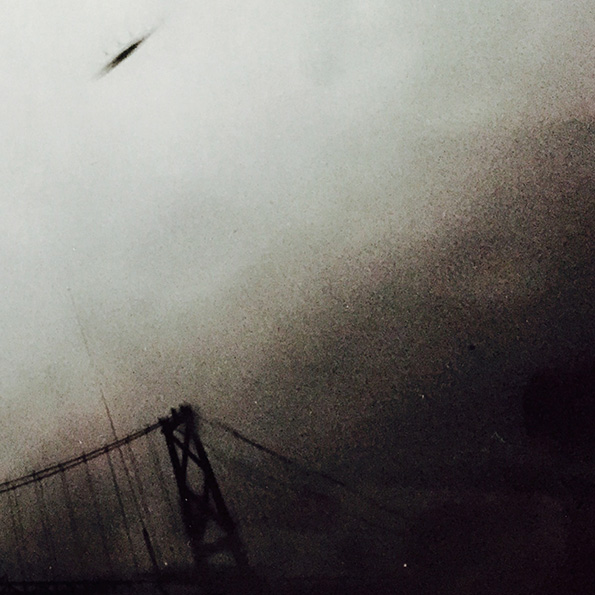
[0,405,267,594]
[0,403,409,594]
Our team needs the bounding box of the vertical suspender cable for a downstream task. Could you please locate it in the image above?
[68,289,161,576]
[33,475,57,580]
[112,440,161,576]
[39,481,58,576]
[125,442,162,554]
[59,465,83,578]
[7,490,25,580]
[146,431,177,528]
[106,448,140,575]
[82,453,114,577]
[11,489,29,579]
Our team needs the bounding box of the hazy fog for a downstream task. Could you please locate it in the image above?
[1,0,594,502]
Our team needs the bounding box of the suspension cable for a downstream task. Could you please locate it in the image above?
[198,413,407,521]
[206,441,403,538]
[0,421,161,495]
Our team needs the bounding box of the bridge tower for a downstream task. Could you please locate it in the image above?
[160,405,265,594]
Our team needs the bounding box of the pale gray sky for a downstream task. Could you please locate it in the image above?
[0,0,593,493]
[1,2,595,590]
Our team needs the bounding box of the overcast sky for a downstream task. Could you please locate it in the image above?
[1,1,595,590]
[0,0,594,558]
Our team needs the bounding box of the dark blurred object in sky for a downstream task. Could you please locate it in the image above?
[98,33,153,77]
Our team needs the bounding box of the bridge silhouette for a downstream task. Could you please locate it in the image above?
[0,405,259,594]
[0,403,410,594]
